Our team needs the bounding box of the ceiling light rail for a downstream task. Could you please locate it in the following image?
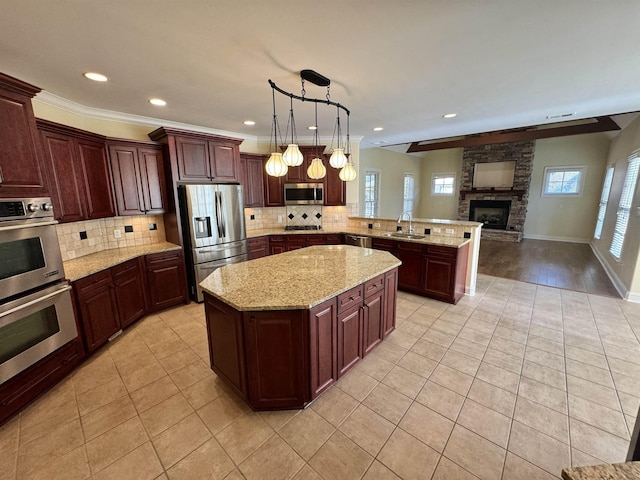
[265,70,356,182]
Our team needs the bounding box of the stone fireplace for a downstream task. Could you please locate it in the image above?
[469,200,511,230]
[457,140,534,242]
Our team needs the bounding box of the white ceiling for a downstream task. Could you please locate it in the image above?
[2,1,640,149]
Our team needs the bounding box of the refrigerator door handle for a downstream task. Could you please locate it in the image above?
[215,191,226,238]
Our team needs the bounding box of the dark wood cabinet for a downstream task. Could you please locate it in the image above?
[337,304,363,378]
[309,299,338,399]
[145,250,188,311]
[324,158,346,206]
[0,73,48,197]
[74,270,120,352]
[248,236,269,260]
[112,258,147,328]
[363,289,384,357]
[108,141,166,216]
[263,156,284,206]
[244,310,308,409]
[269,235,287,255]
[396,242,424,293]
[37,120,115,222]
[383,269,398,337]
[239,153,265,207]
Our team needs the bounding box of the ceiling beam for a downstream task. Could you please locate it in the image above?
[406,116,620,153]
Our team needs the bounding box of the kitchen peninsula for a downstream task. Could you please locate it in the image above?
[200,245,400,410]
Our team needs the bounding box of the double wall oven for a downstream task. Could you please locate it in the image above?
[0,198,76,384]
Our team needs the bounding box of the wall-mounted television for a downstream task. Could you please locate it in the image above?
[473,161,515,188]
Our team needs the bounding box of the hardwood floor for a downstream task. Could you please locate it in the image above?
[478,238,620,297]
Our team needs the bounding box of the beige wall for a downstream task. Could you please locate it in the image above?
[358,148,423,218]
[524,134,610,242]
[592,116,640,300]
[416,148,463,220]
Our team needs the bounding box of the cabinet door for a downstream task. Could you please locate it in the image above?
[362,290,384,357]
[248,237,269,259]
[209,142,239,182]
[383,268,398,338]
[241,154,265,207]
[423,257,455,301]
[137,147,166,214]
[324,160,346,206]
[286,235,307,251]
[113,258,147,329]
[309,298,337,399]
[76,139,115,219]
[39,130,85,222]
[396,244,424,293]
[337,303,362,377]
[175,136,210,181]
[244,310,308,409]
[0,84,47,196]
[75,274,120,353]
[145,251,188,311]
[263,157,284,206]
[109,144,144,216]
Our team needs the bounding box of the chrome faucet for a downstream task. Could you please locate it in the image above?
[398,211,413,233]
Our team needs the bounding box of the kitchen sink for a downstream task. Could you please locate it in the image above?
[383,232,426,240]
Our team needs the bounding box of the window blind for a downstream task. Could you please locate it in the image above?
[403,174,415,214]
[610,154,640,259]
[594,166,614,240]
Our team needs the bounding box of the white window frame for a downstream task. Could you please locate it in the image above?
[542,165,587,197]
[594,166,614,240]
[403,173,415,214]
[364,170,380,218]
[431,172,456,196]
[610,153,640,260]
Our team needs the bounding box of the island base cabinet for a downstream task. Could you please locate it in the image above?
[244,311,309,409]
[383,269,398,337]
[363,290,384,357]
[309,299,338,399]
[205,294,246,397]
[337,304,363,378]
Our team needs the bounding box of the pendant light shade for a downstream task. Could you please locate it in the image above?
[339,162,357,182]
[307,157,326,179]
[329,148,347,169]
[265,152,287,177]
[283,144,303,166]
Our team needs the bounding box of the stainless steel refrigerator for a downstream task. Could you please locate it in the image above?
[178,184,247,302]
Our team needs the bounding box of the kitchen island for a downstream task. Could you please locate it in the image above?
[200,245,401,410]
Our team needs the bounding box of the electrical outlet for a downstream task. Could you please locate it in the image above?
[113,229,121,238]
[334,214,339,221]
[373,223,381,228]
[446,228,455,234]
[277,215,283,224]
[433,227,441,233]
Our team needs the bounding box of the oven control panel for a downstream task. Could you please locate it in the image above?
[0,197,55,222]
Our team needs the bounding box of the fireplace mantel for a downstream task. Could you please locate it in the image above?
[459,189,526,200]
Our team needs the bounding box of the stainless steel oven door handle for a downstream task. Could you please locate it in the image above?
[0,284,72,320]
[0,219,58,232]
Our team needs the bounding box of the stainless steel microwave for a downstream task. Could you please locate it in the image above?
[284,183,324,205]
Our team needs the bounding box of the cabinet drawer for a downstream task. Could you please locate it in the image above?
[372,238,396,251]
[145,250,183,268]
[112,258,140,278]
[248,237,268,247]
[364,274,385,299]
[397,241,424,253]
[337,285,363,313]
[325,234,342,244]
[426,245,457,258]
[269,235,286,243]
[74,269,113,296]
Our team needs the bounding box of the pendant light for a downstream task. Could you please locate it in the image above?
[265,87,287,177]
[282,96,303,167]
[329,106,347,169]
[339,114,357,182]
[307,102,326,180]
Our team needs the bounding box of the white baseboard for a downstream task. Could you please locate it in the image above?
[522,234,590,244]
[589,243,629,299]
[627,292,640,304]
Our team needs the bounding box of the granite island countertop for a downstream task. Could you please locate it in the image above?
[562,462,640,479]
[199,244,401,311]
[247,226,471,248]
[63,241,182,281]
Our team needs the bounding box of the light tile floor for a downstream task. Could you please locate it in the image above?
[2,274,640,480]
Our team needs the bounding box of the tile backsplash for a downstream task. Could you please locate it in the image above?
[56,215,166,261]
[244,203,358,231]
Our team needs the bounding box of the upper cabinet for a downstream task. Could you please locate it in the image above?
[108,141,167,216]
[149,127,243,184]
[0,73,48,197]
[239,153,265,207]
[37,119,115,222]
[284,145,323,184]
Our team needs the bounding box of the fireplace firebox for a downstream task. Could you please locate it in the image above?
[469,200,511,230]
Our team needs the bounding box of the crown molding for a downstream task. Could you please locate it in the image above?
[35,91,259,141]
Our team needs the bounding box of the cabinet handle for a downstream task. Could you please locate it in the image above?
[349,296,355,301]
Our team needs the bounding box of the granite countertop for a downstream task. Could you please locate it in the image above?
[247,227,471,248]
[199,245,401,311]
[63,242,182,281]
[562,462,640,479]
[349,216,483,227]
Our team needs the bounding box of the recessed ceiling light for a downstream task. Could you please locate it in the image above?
[546,112,576,119]
[373,127,384,131]
[443,113,457,118]
[243,120,256,126]
[374,140,389,145]
[308,125,318,130]
[149,98,166,106]
[83,72,108,82]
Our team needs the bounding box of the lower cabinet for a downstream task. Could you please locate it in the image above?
[74,250,188,353]
[247,236,269,259]
[204,267,399,409]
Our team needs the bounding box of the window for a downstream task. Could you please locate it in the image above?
[594,166,614,240]
[542,166,586,196]
[364,170,380,217]
[610,153,640,259]
[432,173,456,196]
[403,174,415,214]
